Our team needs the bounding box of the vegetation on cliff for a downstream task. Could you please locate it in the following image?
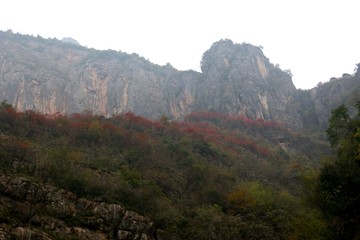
[2,100,348,239]
[313,104,360,239]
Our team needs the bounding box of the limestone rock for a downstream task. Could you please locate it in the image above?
[0,31,359,130]
[199,39,302,128]
[0,174,169,240]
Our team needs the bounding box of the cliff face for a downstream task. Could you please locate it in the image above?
[0,31,198,120]
[198,40,302,128]
[309,72,360,126]
[0,31,359,129]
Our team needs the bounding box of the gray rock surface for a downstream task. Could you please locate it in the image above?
[0,31,359,130]
[0,174,165,240]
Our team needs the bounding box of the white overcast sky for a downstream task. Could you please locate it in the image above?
[1,0,359,89]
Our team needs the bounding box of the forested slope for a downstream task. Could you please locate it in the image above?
[0,102,333,239]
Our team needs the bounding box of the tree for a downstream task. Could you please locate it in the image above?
[315,103,360,239]
[326,104,351,147]
[0,100,12,109]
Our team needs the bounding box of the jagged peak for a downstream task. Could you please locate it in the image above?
[200,39,267,74]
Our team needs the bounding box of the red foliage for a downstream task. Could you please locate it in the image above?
[180,112,272,157]
[15,140,31,152]
[152,122,165,132]
[24,110,49,125]
[102,122,119,132]
[123,112,153,129]
[4,107,18,118]
[68,112,95,131]
[70,111,93,121]
[185,111,284,129]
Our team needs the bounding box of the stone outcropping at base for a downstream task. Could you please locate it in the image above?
[0,174,173,240]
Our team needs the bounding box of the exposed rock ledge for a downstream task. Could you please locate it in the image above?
[0,174,173,240]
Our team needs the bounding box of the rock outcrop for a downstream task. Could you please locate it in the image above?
[0,174,171,240]
[307,71,360,127]
[0,31,199,120]
[0,31,359,129]
[198,39,302,128]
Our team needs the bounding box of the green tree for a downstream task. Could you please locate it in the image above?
[316,103,360,239]
[326,104,351,147]
[0,100,12,109]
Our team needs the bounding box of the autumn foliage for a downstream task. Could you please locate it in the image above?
[0,103,330,239]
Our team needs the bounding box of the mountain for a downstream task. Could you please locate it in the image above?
[0,31,199,121]
[1,30,360,239]
[198,39,302,128]
[0,30,359,130]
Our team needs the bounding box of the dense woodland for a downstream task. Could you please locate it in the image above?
[0,100,359,239]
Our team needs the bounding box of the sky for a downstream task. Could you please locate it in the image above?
[1,0,359,89]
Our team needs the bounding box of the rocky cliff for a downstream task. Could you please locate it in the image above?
[0,174,171,240]
[305,71,360,128]
[0,31,359,129]
[0,31,198,120]
[198,39,303,128]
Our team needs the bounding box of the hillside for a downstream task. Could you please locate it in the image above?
[0,102,332,239]
[1,31,359,130]
[0,30,359,239]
